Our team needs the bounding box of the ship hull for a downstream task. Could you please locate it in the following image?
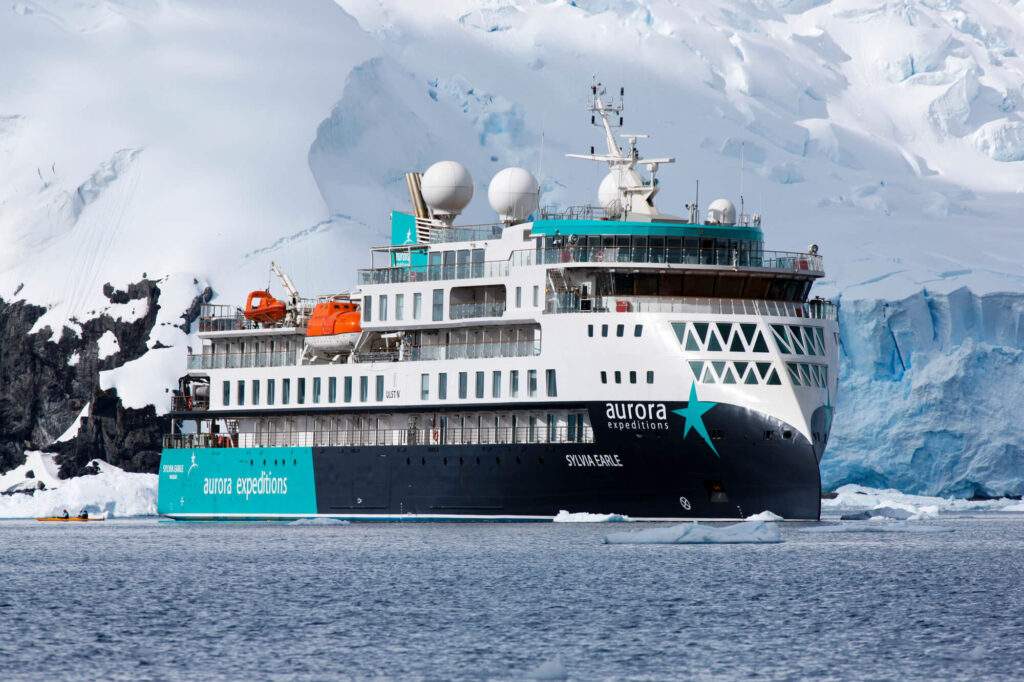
[158,402,822,520]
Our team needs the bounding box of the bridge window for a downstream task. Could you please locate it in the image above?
[379,295,388,321]
[252,380,260,405]
[459,372,468,399]
[421,373,429,400]
[432,289,443,321]
[297,378,305,404]
[511,370,519,397]
[413,292,422,320]
[476,371,485,399]
[376,375,384,401]
[528,370,538,397]
[312,378,320,404]
[267,379,275,405]
[493,371,501,398]
[359,376,368,402]
[395,293,404,321]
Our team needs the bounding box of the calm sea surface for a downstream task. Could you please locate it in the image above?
[1,516,1022,681]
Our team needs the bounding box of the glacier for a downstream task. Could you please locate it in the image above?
[0,0,1023,497]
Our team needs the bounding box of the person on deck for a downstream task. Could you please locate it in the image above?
[78,509,88,520]
[61,509,69,519]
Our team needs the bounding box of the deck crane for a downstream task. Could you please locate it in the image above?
[270,260,313,325]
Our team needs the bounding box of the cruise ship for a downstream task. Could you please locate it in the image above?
[157,85,839,521]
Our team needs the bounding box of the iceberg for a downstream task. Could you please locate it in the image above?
[745,510,784,521]
[604,520,782,545]
[524,657,568,681]
[0,452,157,519]
[289,517,351,526]
[553,510,632,523]
[802,521,953,534]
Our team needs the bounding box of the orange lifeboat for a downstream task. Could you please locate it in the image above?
[304,301,361,353]
[243,290,287,324]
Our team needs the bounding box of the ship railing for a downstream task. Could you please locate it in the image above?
[187,349,302,371]
[448,301,506,320]
[196,300,316,333]
[429,224,505,244]
[171,396,209,411]
[352,338,541,363]
[163,426,594,450]
[539,205,606,221]
[511,246,822,272]
[547,294,839,320]
[357,260,510,285]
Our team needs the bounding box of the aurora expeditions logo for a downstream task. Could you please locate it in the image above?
[605,402,669,431]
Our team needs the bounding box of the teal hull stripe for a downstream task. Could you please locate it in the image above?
[157,448,317,517]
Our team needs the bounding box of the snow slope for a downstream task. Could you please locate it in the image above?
[1,0,1024,495]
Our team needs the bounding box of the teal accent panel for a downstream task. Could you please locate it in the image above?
[157,448,317,517]
[530,219,762,241]
[390,212,428,267]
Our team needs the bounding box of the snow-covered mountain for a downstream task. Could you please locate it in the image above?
[1,0,1023,495]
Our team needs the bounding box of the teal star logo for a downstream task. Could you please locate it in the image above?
[672,384,719,456]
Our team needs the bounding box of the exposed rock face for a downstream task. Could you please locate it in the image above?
[0,279,194,478]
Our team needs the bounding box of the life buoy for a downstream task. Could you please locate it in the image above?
[594,250,605,262]
[431,429,440,443]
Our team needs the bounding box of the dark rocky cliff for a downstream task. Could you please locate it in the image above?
[0,279,208,478]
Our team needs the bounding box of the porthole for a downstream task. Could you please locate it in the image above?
[421,457,426,465]
[476,457,480,464]
[443,457,448,465]
[516,456,521,464]
[783,430,793,440]
[406,457,411,465]
[263,460,266,465]
[496,457,501,464]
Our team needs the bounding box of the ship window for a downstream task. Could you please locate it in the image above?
[344,376,352,403]
[528,416,536,443]
[360,376,368,402]
[376,375,384,401]
[614,371,622,384]
[600,371,607,384]
[472,249,485,277]
[421,373,429,400]
[647,371,654,384]
[629,371,637,384]
[439,372,448,400]
[364,296,372,322]
[528,369,538,397]
[547,414,556,442]
[267,379,275,405]
[459,372,468,399]
[634,324,643,337]
[516,286,522,307]
[328,377,336,403]
[476,371,485,399]
[432,289,443,321]
[252,380,260,405]
[282,379,291,405]
[312,378,320,404]
[588,324,594,337]
[379,295,388,321]
[395,293,404,321]
[546,369,557,397]
[616,324,624,337]
[532,285,539,307]
[671,322,685,343]
[222,381,230,406]
[601,324,609,337]
[493,371,501,398]
[766,368,782,386]
[297,378,305,404]
[413,292,422,320]
[237,380,244,406]
[511,370,519,397]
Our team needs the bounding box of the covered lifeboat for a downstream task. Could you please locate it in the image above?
[304,300,361,353]
[242,290,287,325]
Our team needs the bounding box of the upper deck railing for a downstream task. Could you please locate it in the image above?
[196,302,314,333]
[547,294,838,320]
[513,246,821,272]
[358,260,509,285]
[187,349,302,370]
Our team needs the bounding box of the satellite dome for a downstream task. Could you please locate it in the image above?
[488,167,539,223]
[707,198,737,226]
[598,168,643,219]
[421,161,474,217]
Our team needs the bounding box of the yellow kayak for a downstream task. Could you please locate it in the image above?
[36,517,104,522]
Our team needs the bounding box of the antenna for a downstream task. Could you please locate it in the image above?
[740,141,745,222]
[537,129,545,207]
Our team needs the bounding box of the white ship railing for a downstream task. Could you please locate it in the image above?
[187,350,302,370]
[357,260,509,285]
[352,339,541,363]
[163,426,594,449]
[511,246,822,272]
[547,294,839,320]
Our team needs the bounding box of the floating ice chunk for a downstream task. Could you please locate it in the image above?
[802,521,953,533]
[524,656,568,681]
[745,510,784,521]
[553,510,632,523]
[604,520,782,545]
[289,517,350,526]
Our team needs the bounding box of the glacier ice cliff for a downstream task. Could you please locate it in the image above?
[825,288,1024,497]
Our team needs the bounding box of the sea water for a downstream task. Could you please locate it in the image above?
[0,517,1022,680]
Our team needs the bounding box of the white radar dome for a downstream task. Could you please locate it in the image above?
[707,198,737,226]
[488,167,539,223]
[420,161,474,217]
[598,168,643,219]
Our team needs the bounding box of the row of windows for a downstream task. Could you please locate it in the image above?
[772,324,826,357]
[600,370,655,385]
[672,321,770,354]
[689,360,782,386]
[222,369,558,407]
[364,286,541,324]
[787,362,829,388]
[587,323,643,338]
[420,369,557,400]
